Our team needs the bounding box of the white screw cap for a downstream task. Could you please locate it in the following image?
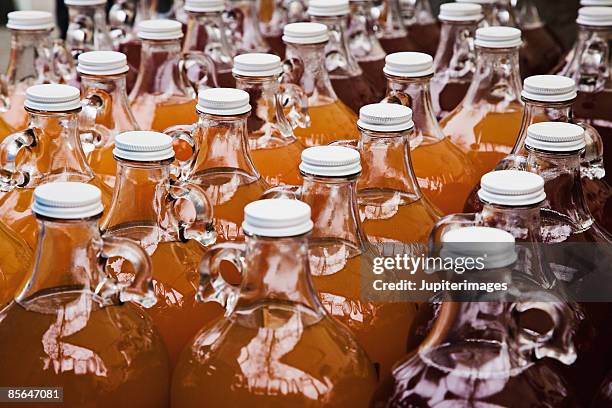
[78,51,129,76]
[300,146,361,177]
[6,11,54,31]
[197,88,251,115]
[441,226,517,270]
[358,103,414,132]
[581,0,612,5]
[456,0,496,4]
[114,131,175,162]
[576,7,612,26]
[185,0,225,12]
[283,23,329,45]
[384,52,434,77]
[475,26,522,48]
[65,0,106,5]
[25,84,81,112]
[308,0,350,16]
[138,19,184,40]
[233,53,283,77]
[439,3,483,22]
[242,199,314,237]
[526,122,586,152]
[33,182,104,219]
[521,75,577,102]
[478,170,546,206]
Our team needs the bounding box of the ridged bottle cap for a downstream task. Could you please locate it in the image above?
[384,52,434,77]
[138,19,184,40]
[576,6,612,26]
[65,0,106,5]
[521,75,577,102]
[6,11,54,30]
[526,122,586,152]
[478,170,546,206]
[232,53,283,77]
[475,26,522,48]
[33,182,104,219]
[114,131,175,162]
[77,51,129,75]
[283,22,329,44]
[456,0,496,4]
[25,84,81,112]
[197,88,251,115]
[439,3,483,21]
[358,103,414,132]
[300,146,361,177]
[441,226,517,270]
[308,0,350,16]
[184,0,225,12]
[242,199,314,237]
[581,0,612,5]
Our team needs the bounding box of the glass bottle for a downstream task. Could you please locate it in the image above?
[65,0,115,61]
[0,84,112,249]
[129,19,217,132]
[398,0,440,56]
[440,26,524,180]
[78,51,140,190]
[0,11,73,141]
[383,51,479,214]
[172,198,377,406]
[378,0,419,54]
[0,220,32,309]
[233,53,306,186]
[0,181,170,407]
[347,0,388,91]
[430,3,482,120]
[101,130,219,367]
[355,103,440,244]
[182,0,237,88]
[166,88,269,242]
[225,0,272,54]
[282,22,360,146]
[373,226,579,407]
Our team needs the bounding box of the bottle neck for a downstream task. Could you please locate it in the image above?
[347,0,386,61]
[512,99,573,155]
[479,202,542,242]
[66,4,113,52]
[285,42,338,104]
[6,29,60,85]
[385,75,445,143]
[80,73,138,126]
[310,14,363,77]
[380,0,407,39]
[433,20,478,80]
[183,11,234,73]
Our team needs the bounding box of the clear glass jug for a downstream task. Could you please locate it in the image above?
[65,0,115,61]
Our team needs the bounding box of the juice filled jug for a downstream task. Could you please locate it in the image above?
[0,182,170,408]
[172,198,377,407]
[355,103,440,244]
[430,3,482,120]
[0,220,32,309]
[65,0,115,61]
[233,53,306,186]
[129,19,216,132]
[282,22,360,146]
[0,11,73,141]
[101,130,219,367]
[78,51,140,190]
[182,0,236,88]
[347,0,388,91]
[225,0,272,54]
[383,52,479,214]
[378,0,419,54]
[166,88,269,242]
[440,26,524,179]
[307,0,382,113]
[0,84,112,249]
[398,0,440,56]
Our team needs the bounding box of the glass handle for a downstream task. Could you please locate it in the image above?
[197,242,246,315]
[578,36,609,93]
[180,51,219,94]
[223,6,245,46]
[108,0,133,48]
[579,122,606,179]
[163,124,197,175]
[278,83,310,129]
[418,302,461,352]
[97,236,157,308]
[52,39,77,84]
[260,184,302,200]
[0,74,9,112]
[0,128,36,191]
[428,213,478,253]
[167,180,217,247]
[79,93,106,154]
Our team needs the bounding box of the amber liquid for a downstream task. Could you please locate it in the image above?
[118,40,141,93]
[0,221,32,309]
[0,82,28,141]
[0,293,170,408]
[519,25,564,79]
[379,36,419,55]
[263,34,286,58]
[172,303,377,407]
[582,176,612,233]
[430,79,471,121]
[130,97,198,132]
[406,22,440,57]
[358,58,388,95]
[331,75,384,114]
[0,115,16,141]
[292,100,359,147]
[250,140,304,187]
[440,103,524,180]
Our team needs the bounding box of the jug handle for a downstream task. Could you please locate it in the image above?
[79,92,108,153]
[96,236,157,308]
[163,123,197,175]
[0,128,37,191]
[166,179,217,247]
[428,213,479,254]
[0,74,9,112]
[418,301,461,352]
[197,242,247,316]
[180,51,219,94]
[260,184,302,200]
[52,39,77,84]
[278,83,310,129]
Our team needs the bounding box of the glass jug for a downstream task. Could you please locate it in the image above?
[0,181,170,407]
[0,84,112,249]
[165,87,269,242]
[172,198,377,406]
[225,0,272,54]
[1,11,73,141]
[129,19,217,132]
[282,22,359,146]
[378,0,419,54]
[440,26,524,180]
[101,130,219,367]
[383,51,479,214]
[233,53,306,186]
[78,51,140,190]
[398,0,440,56]
[65,0,115,61]
[307,0,382,113]
[430,3,482,120]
